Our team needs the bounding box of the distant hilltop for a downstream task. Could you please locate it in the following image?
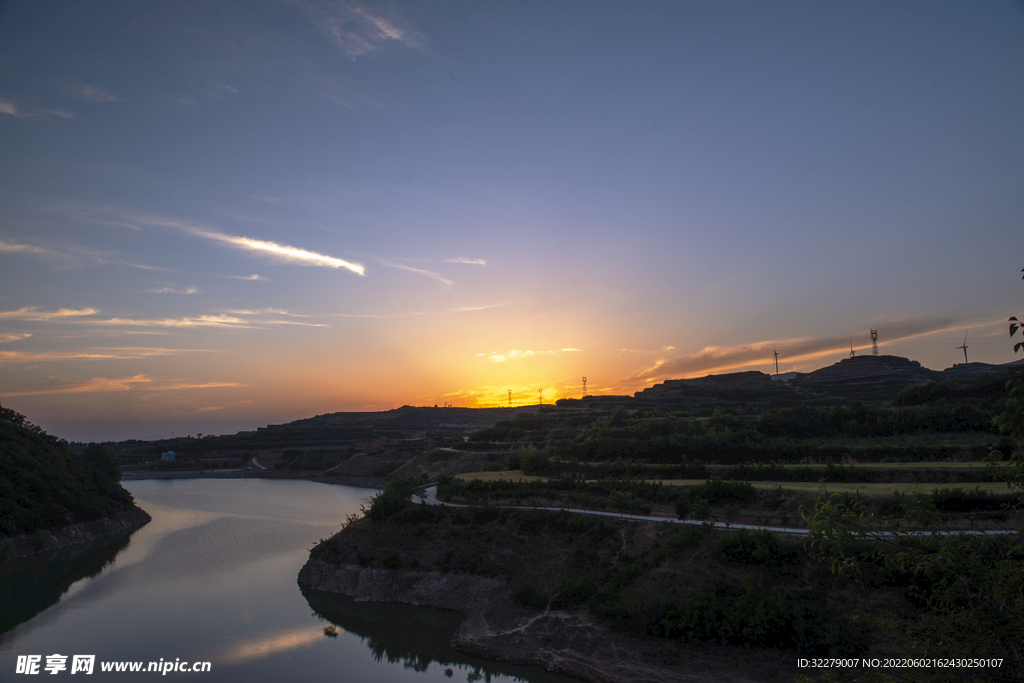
[634,354,1024,408]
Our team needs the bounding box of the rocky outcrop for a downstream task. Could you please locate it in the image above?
[298,558,776,683]
[1,506,151,562]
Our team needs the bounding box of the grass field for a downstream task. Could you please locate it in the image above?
[649,480,1014,495]
[769,461,997,469]
[456,471,1015,496]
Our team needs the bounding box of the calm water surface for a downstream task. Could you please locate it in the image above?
[0,479,575,683]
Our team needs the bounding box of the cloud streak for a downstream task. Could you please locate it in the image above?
[77,85,121,102]
[376,259,452,286]
[445,257,486,265]
[0,99,73,118]
[0,239,54,255]
[0,307,99,321]
[293,1,426,59]
[189,227,365,275]
[626,315,966,383]
[0,375,248,397]
[146,286,199,294]
[0,348,208,364]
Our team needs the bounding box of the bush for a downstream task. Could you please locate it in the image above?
[688,478,757,505]
[366,479,417,520]
[717,529,801,568]
[513,584,548,610]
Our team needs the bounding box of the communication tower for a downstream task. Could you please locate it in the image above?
[582,376,587,398]
[507,389,511,407]
[538,389,542,405]
[870,329,879,356]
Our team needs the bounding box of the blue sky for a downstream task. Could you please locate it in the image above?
[1,0,1023,441]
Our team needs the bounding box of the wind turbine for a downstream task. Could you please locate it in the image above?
[849,339,855,358]
[955,331,969,364]
[773,348,779,375]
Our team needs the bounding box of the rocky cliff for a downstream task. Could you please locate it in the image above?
[1,505,150,563]
[298,558,778,683]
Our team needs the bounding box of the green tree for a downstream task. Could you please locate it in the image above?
[996,267,1024,490]
[803,490,1024,681]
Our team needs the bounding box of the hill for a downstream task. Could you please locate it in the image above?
[0,404,146,557]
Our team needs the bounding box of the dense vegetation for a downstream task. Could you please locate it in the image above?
[313,496,871,658]
[0,404,134,537]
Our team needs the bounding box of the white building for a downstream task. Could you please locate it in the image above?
[161,450,176,462]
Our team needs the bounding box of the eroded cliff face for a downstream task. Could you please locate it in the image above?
[1,506,151,562]
[298,558,770,683]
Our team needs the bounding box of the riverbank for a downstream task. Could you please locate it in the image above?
[298,558,784,683]
[0,505,151,563]
[298,502,814,683]
[119,468,386,489]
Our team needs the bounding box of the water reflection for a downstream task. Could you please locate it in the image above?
[0,532,137,634]
[302,588,576,683]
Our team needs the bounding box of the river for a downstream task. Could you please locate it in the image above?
[0,479,575,682]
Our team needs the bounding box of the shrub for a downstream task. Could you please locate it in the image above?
[513,584,548,610]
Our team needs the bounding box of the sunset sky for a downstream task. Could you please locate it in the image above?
[2,1,1023,442]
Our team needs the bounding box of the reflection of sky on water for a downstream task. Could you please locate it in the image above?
[0,480,570,682]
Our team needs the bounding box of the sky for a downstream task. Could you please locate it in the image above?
[1,0,1023,442]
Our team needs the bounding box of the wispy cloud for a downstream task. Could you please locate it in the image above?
[0,307,99,321]
[445,257,486,265]
[91,311,327,329]
[40,108,74,119]
[92,314,251,329]
[453,303,503,312]
[626,314,966,383]
[0,239,54,256]
[0,348,206,364]
[0,333,32,343]
[225,308,311,317]
[1,234,162,270]
[225,274,267,281]
[332,302,502,319]
[479,346,578,362]
[0,99,73,118]
[159,381,248,390]
[146,285,199,294]
[188,227,365,275]
[77,85,121,102]
[0,375,153,397]
[0,99,21,117]
[488,350,535,363]
[292,0,426,59]
[0,375,247,397]
[300,74,384,109]
[376,259,452,286]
